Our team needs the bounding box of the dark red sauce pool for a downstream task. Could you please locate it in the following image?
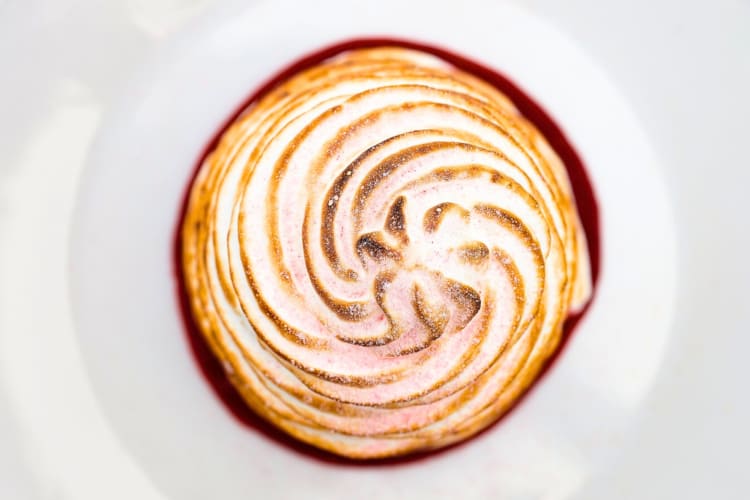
[173,37,600,466]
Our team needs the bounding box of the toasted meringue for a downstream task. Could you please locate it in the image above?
[181,47,591,458]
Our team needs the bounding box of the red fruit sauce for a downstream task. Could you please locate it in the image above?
[173,38,600,466]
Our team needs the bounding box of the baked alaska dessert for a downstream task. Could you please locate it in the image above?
[181,47,592,459]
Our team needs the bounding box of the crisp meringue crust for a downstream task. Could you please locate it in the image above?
[181,47,592,459]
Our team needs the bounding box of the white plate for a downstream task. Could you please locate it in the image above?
[1,0,749,499]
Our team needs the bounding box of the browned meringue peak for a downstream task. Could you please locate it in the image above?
[182,47,592,458]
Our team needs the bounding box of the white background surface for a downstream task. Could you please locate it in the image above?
[1,0,749,499]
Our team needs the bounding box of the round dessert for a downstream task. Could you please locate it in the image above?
[181,47,592,459]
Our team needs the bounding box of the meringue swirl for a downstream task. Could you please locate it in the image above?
[181,47,592,458]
